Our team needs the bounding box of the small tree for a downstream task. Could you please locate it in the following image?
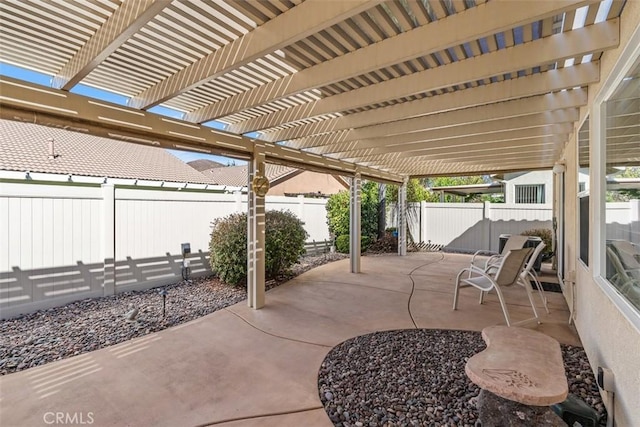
[326,181,379,243]
[209,210,308,286]
[387,178,431,203]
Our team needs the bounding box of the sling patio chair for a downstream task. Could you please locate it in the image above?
[518,241,549,315]
[453,247,535,327]
[608,240,640,281]
[606,246,640,308]
[468,234,530,276]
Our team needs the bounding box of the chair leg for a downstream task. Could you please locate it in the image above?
[453,274,462,310]
[479,290,485,305]
[529,271,549,314]
[523,279,541,324]
[493,286,512,327]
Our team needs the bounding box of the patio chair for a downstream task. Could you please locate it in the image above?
[518,241,549,315]
[606,246,640,307]
[608,240,640,281]
[453,247,534,327]
[468,234,530,275]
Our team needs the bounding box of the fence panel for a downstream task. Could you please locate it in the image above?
[606,202,634,241]
[423,203,487,251]
[115,189,239,262]
[1,182,330,317]
[0,183,103,317]
[487,204,553,252]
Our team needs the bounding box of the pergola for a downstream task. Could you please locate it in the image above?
[0,0,631,308]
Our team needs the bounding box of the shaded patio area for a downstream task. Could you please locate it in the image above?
[0,252,577,426]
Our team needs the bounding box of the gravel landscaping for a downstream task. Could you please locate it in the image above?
[318,329,606,427]
[0,253,347,376]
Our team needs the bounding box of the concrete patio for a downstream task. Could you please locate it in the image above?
[0,252,578,427]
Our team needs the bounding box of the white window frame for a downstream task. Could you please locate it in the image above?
[591,24,640,332]
[514,184,546,204]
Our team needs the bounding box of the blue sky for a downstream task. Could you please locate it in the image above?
[0,62,246,166]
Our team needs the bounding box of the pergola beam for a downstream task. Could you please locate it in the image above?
[261,65,597,143]
[400,160,560,177]
[311,108,579,155]
[52,0,170,91]
[370,144,564,165]
[185,0,595,123]
[364,145,563,166]
[129,0,381,109]
[0,76,401,184]
[286,89,586,149]
[336,124,573,160]
[228,20,619,133]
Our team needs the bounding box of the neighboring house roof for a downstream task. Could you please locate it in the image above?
[203,164,298,187]
[187,159,225,171]
[0,119,215,184]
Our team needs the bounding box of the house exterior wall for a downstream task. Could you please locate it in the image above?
[268,170,347,196]
[562,2,640,425]
[503,171,554,204]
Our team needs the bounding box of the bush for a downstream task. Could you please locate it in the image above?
[361,235,372,252]
[366,235,398,253]
[335,235,349,253]
[521,228,553,257]
[264,210,308,278]
[326,181,380,240]
[209,210,308,286]
[209,213,247,286]
[335,234,373,254]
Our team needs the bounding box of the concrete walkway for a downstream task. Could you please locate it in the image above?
[0,253,579,427]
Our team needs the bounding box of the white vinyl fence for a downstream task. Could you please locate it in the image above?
[392,201,638,253]
[0,182,329,318]
[389,201,553,252]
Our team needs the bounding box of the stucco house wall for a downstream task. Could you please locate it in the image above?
[562,2,640,425]
[503,170,553,204]
[268,170,347,196]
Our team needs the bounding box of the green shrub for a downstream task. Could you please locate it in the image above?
[326,181,380,239]
[521,228,553,257]
[361,235,372,252]
[264,210,308,278]
[334,234,372,254]
[209,212,247,286]
[209,210,308,286]
[335,235,350,253]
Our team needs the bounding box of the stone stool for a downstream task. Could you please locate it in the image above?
[466,326,569,426]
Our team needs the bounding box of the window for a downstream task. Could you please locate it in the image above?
[515,184,545,203]
[601,56,640,313]
[578,117,590,265]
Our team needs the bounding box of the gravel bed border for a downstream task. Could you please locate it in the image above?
[0,253,347,376]
[318,329,606,427]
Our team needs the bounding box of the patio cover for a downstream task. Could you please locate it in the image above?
[0,0,635,179]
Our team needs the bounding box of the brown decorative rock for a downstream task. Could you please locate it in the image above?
[466,326,568,406]
[477,389,566,426]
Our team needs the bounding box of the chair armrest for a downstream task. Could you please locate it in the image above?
[471,250,499,266]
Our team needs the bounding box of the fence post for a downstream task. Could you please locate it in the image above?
[235,191,243,213]
[102,184,115,296]
[350,174,362,272]
[398,178,407,256]
[483,201,492,251]
[297,194,305,219]
[420,200,427,243]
